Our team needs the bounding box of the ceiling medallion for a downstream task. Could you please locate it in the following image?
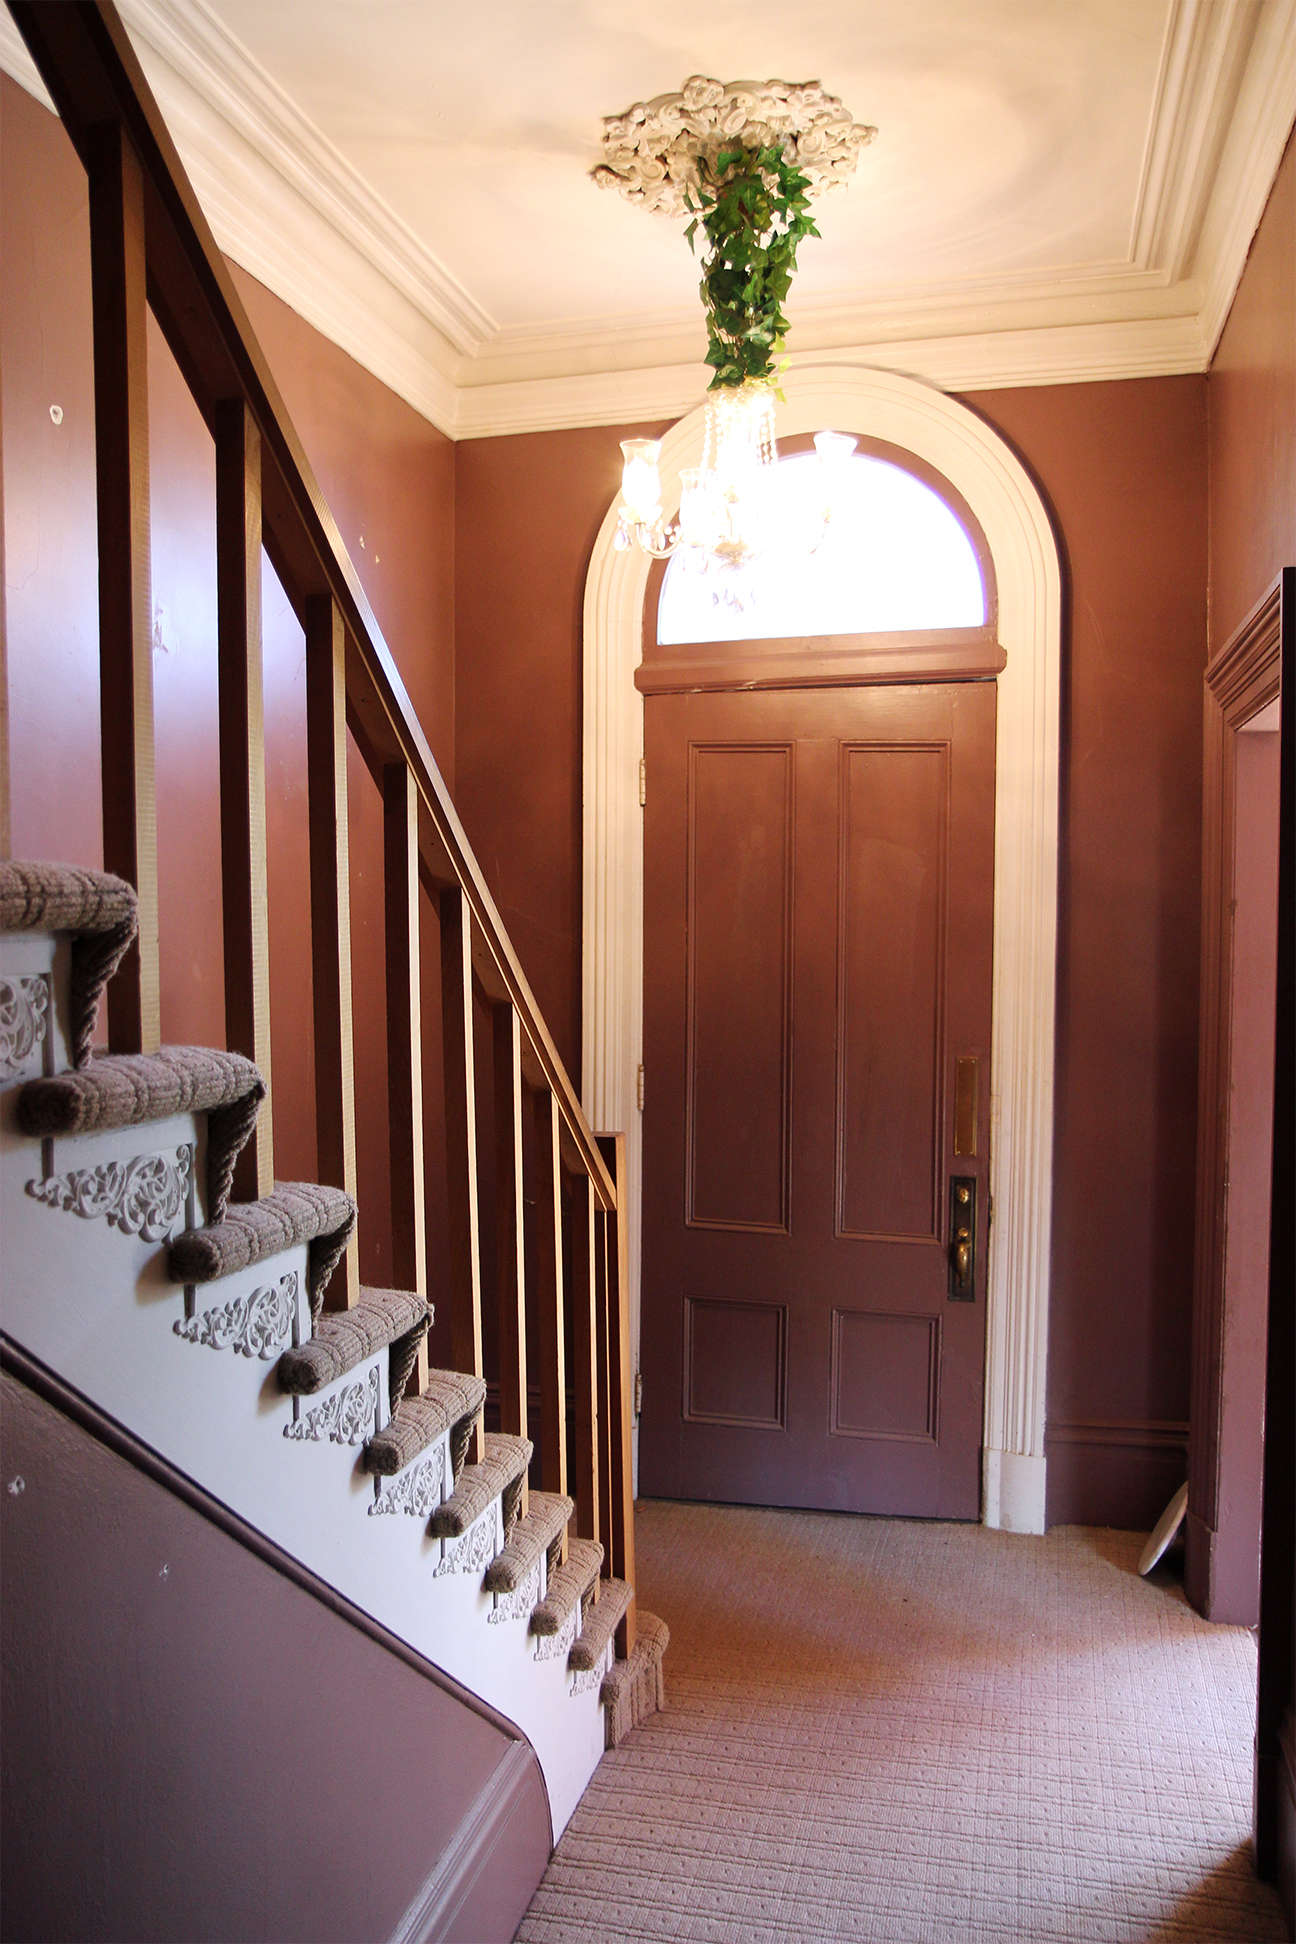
[594,76,876,573]
[591,75,876,220]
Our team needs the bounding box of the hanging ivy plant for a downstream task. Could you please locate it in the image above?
[684,142,820,390]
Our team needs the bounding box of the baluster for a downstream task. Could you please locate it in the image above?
[493,1001,528,1518]
[570,1171,600,1552]
[216,398,273,1199]
[597,1132,637,1655]
[440,885,484,1463]
[384,763,427,1391]
[533,1089,568,1547]
[88,123,158,1054]
[305,593,358,1306]
[593,1206,612,1606]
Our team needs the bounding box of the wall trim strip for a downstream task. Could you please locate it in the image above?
[582,364,1061,1535]
[387,1739,544,1944]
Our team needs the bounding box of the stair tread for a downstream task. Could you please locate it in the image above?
[277,1286,429,1396]
[530,1535,603,1636]
[364,1369,487,1476]
[600,1610,669,1746]
[168,1181,355,1311]
[428,1432,532,1538]
[569,1576,632,1671]
[0,859,137,1069]
[17,1046,264,1224]
[482,1491,573,1593]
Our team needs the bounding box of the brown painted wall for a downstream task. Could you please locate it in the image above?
[1,1362,550,1944]
[1209,129,1296,657]
[453,380,1210,1530]
[1,77,456,1295]
[959,376,1209,1526]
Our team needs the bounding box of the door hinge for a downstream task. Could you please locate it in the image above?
[634,1369,643,1417]
[636,1062,645,1112]
[638,757,646,808]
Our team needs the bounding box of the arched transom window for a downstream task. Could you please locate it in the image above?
[656,444,992,646]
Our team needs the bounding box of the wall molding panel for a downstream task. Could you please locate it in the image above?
[583,365,1062,1535]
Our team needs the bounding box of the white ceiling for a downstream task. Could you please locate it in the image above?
[3,0,1294,436]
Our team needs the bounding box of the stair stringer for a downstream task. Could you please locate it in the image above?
[0,1102,607,1837]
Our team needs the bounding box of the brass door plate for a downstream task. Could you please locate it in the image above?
[954,1056,978,1157]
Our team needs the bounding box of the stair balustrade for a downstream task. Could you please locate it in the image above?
[10,0,635,1652]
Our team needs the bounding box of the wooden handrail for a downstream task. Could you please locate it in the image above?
[11,0,615,1212]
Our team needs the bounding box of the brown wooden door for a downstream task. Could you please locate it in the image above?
[639,682,996,1519]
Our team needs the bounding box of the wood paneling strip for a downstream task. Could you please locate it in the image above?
[493,1001,529,1516]
[570,1173,600,1549]
[305,593,358,1307]
[88,122,158,1055]
[215,397,273,1199]
[597,1133,637,1654]
[533,1090,568,1529]
[384,763,427,1390]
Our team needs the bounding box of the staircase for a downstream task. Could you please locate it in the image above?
[0,860,665,1841]
[0,0,666,1894]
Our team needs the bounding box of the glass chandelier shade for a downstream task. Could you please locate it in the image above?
[614,384,858,565]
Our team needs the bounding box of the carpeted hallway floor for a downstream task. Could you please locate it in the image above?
[518,1502,1287,1944]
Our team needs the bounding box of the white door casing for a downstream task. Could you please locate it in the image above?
[582,364,1061,1535]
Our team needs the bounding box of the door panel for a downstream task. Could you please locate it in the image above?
[838,744,947,1240]
[641,683,996,1520]
[686,744,792,1232]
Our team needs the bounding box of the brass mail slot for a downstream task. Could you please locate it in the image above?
[954,1056,979,1158]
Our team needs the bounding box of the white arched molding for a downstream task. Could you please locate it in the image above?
[582,365,1060,1535]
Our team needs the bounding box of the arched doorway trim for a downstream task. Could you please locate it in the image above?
[582,365,1060,1533]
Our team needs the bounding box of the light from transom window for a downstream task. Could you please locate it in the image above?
[656,451,987,644]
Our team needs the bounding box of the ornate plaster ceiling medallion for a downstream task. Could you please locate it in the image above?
[591,75,877,220]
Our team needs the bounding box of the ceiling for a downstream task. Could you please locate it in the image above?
[3,0,1294,437]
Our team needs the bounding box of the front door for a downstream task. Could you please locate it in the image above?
[639,682,995,1519]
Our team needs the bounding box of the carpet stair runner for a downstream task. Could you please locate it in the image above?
[532,1536,604,1636]
[168,1182,356,1318]
[429,1431,533,1539]
[365,1368,488,1477]
[1,856,666,1756]
[484,1491,574,1594]
[277,1286,430,1410]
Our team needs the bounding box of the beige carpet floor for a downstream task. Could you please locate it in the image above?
[518,1502,1287,1944]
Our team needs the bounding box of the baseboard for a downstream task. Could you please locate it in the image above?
[1044,1419,1189,1530]
[983,1448,1046,1535]
[388,1739,550,1944]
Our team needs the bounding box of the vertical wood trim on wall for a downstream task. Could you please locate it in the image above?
[305,593,359,1307]
[1187,576,1282,1621]
[583,364,1062,1532]
[88,122,159,1055]
[216,398,273,1199]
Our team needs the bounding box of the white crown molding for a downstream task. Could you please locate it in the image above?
[1195,0,1296,357]
[0,10,51,108]
[582,366,1063,1535]
[454,314,1210,440]
[122,0,494,355]
[2,0,1292,439]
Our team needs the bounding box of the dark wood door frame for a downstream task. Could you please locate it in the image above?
[1252,568,1294,1924]
[1188,576,1284,1626]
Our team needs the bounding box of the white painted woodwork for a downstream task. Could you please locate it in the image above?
[583,365,1060,1536]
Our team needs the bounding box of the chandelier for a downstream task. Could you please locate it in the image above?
[593,77,876,567]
